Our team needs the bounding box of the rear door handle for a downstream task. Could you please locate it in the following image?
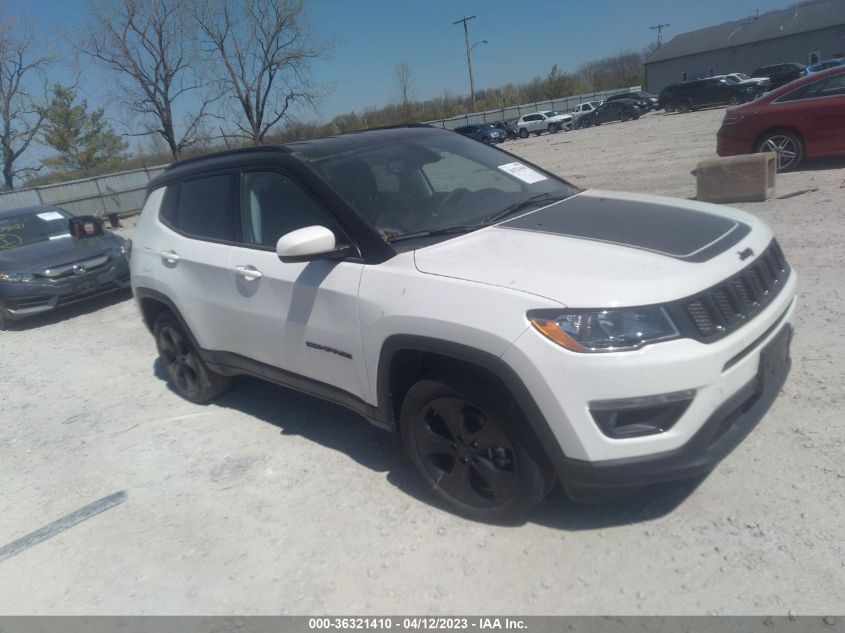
[235,265,263,281]
[160,250,181,263]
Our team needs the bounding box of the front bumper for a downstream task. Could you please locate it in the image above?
[560,322,792,489]
[0,256,131,321]
[502,267,796,486]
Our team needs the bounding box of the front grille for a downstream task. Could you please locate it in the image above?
[682,240,789,341]
[41,255,110,280]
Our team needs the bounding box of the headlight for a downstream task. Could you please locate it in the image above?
[0,272,36,283]
[528,307,679,352]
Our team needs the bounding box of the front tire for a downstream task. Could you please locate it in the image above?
[400,373,548,524]
[675,99,691,113]
[547,123,558,134]
[754,129,804,171]
[154,312,231,403]
[728,94,744,106]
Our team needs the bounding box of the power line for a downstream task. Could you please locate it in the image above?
[649,23,670,48]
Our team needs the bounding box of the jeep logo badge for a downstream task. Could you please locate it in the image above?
[73,264,87,275]
[738,247,754,261]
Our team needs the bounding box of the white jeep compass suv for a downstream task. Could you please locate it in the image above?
[131,126,795,523]
[515,110,574,137]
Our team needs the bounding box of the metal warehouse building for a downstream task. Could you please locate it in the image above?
[644,0,845,93]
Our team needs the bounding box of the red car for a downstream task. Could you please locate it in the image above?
[717,65,845,171]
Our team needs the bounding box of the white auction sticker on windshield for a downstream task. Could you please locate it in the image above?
[498,162,547,184]
[37,211,64,221]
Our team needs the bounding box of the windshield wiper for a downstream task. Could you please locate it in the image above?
[481,193,567,225]
[385,224,482,244]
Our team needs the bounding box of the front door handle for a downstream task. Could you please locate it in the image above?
[160,250,181,263]
[234,265,263,281]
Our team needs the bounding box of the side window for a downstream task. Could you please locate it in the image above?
[241,171,340,248]
[806,73,845,98]
[681,71,688,81]
[809,50,821,65]
[159,184,179,227]
[176,174,238,242]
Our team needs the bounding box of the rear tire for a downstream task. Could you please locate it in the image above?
[519,128,528,139]
[400,372,548,524]
[754,129,804,172]
[154,312,231,403]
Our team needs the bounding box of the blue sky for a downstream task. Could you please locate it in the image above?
[13,0,790,148]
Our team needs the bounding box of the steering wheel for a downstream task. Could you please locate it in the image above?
[438,187,470,211]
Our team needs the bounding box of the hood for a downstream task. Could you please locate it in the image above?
[413,190,774,307]
[0,233,125,272]
[548,113,573,122]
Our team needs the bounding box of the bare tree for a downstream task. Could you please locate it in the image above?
[394,61,414,123]
[193,0,325,145]
[80,0,210,160]
[0,23,48,190]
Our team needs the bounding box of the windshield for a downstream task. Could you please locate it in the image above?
[0,209,72,251]
[315,132,577,241]
[543,111,559,117]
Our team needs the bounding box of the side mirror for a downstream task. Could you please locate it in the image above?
[69,215,105,238]
[276,225,352,264]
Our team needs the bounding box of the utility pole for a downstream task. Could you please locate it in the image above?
[649,23,670,48]
[453,15,478,111]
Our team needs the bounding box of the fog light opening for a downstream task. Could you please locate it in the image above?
[590,390,695,438]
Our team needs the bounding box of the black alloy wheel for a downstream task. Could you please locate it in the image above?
[154,312,231,403]
[401,373,548,523]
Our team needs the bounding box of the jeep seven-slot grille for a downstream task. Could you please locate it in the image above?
[683,240,789,340]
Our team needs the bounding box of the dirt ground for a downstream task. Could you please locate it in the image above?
[1,108,843,615]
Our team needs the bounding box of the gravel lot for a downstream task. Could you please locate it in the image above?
[1,107,843,615]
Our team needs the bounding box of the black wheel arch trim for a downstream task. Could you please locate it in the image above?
[135,287,202,347]
[376,335,569,474]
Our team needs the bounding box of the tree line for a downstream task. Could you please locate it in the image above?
[1,0,649,191]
